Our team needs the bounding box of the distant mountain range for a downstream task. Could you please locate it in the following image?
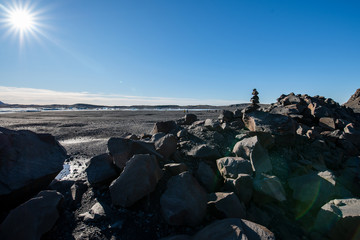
[0,101,250,110]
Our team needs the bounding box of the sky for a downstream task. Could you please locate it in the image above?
[0,0,359,105]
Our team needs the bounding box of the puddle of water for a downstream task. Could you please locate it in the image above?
[56,164,70,180]
[59,137,107,145]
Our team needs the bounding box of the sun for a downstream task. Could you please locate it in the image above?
[0,1,44,47]
[9,8,34,31]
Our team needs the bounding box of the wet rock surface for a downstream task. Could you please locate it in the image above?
[1,93,360,240]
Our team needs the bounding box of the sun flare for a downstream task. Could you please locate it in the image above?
[9,8,34,31]
[0,1,45,47]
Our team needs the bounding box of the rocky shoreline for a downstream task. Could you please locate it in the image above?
[1,90,360,240]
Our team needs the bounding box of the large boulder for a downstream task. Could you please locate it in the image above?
[110,154,162,207]
[107,137,162,169]
[343,88,360,113]
[232,136,272,174]
[224,174,253,204]
[164,163,188,176]
[187,144,221,160]
[178,114,198,125]
[151,120,178,134]
[0,190,63,240]
[196,162,220,192]
[154,134,178,159]
[0,128,66,210]
[254,174,286,202]
[193,218,275,240]
[85,153,118,185]
[242,111,297,146]
[288,171,338,210]
[242,110,297,135]
[314,198,360,240]
[208,192,246,218]
[216,157,253,179]
[161,171,207,226]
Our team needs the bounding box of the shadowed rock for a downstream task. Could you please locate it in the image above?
[217,157,253,179]
[110,154,162,207]
[208,192,246,218]
[107,137,162,169]
[0,127,66,211]
[314,198,360,240]
[0,190,63,240]
[85,153,119,185]
[161,171,207,226]
[193,218,275,240]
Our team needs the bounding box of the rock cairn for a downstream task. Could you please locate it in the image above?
[250,88,260,105]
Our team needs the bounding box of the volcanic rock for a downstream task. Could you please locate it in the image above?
[208,192,246,218]
[107,137,162,169]
[0,190,63,240]
[0,127,66,210]
[151,120,178,134]
[314,198,360,240]
[193,218,275,240]
[160,171,207,226]
[154,134,178,159]
[187,144,221,160]
[216,157,253,179]
[196,162,220,192]
[254,174,286,202]
[164,163,188,176]
[232,136,272,174]
[110,154,162,207]
[85,153,118,185]
[224,174,253,204]
[344,88,360,113]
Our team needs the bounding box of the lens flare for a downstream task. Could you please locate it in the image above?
[0,1,45,47]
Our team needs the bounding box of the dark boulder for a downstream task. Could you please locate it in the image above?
[0,190,63,240]
[0,128,66,211]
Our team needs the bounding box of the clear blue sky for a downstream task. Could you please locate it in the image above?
[0,0,359,105]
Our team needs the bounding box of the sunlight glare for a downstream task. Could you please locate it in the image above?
[0,1,46,47]
[10,8,34,30]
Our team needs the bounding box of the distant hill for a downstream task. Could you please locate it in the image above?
[344,88,360,113]
[0,101,6,106]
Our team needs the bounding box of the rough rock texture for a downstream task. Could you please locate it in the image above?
[232,136,272,174]
[254,174,286,202]
[193,218,275,240]
[85,153,118,184]
[216,157,253,179]
[196,162,220,192]
[243,110,297,135]
[344,88,360,113]
[161,171,207,226]
[0,190,63,240]
[187,144,221,160]
[314,198,360,240]
[79,201,107,222]
[151,121,178,134]
[224,174,253,204]
[288,171,337,208]
[164,163,188,176]
[208,192,246,218]
[154,134,178,159]
[107,137,162,169]
[0,127,66,210]
[110,154,162,207]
